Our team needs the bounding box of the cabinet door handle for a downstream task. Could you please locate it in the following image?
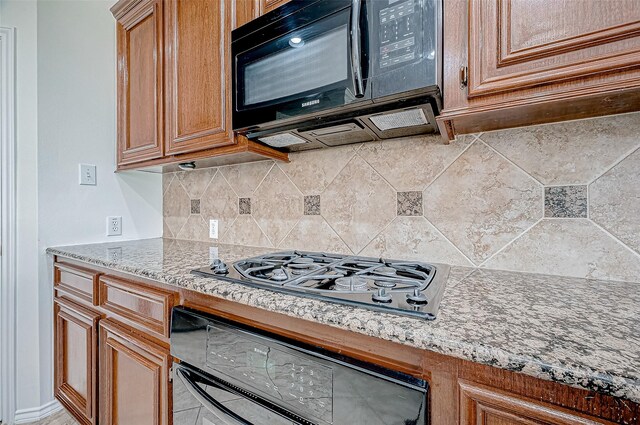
[459,66,468,89]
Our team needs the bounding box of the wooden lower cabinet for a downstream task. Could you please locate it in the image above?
[99,319,171,425]
[459,380,615,425]
[54,298,101,425]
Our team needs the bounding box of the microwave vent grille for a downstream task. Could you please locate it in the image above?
[369,108,428,131]
[259,133,308,148]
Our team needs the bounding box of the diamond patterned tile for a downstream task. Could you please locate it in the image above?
[279,216,351,253]
[219,161,274,197]
[163,177,191,236]
[358,134,471,191]
[252,166,304,246]
[322,155,396,253]
[176,215,209,242]
[481,112,640,185]
[590,147,640,254]
[176,167,216,198]
[220,216,272,248]
[423,141,543,264]
[200,172,238,239]
[278,144,356,194]
[484,219,640,282]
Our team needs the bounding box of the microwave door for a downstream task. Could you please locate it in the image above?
[233,2,371,132]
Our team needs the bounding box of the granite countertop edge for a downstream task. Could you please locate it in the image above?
[46,245,640,405]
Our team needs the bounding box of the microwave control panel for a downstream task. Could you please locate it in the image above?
[378,0,419,68]
[205,325,333,424]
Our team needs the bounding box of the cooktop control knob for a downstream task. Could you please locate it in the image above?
[210,259,229,274]
[406,288,428,304]
[372,288,392,303]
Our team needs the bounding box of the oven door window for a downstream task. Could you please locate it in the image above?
[174,366,297,425]
[235,7,368,121]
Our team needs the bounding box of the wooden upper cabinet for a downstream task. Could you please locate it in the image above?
[468,0,640,97]
[261,0,292,14]
[114,0,164,165]
[54,298,101,425]
[438,0,640,140]
[164,0,234,155]
[99,319,171,425]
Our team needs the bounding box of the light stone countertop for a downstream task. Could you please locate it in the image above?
[47,238,640,404]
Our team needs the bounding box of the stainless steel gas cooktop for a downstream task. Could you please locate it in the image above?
[192,251,450,319]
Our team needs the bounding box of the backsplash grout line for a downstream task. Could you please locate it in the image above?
[589,219,640,260]
[216,167,240,199]
[251,161,277,196]
[251,214,275,248]
[477,216,545,268]
[586,144,640,186]
[477,137,546,187]
[422,215,475,266]
[421,137,475,192]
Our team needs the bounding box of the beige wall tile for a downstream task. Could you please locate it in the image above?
[481,112,640,185]
[358,134,471,191]
[175,215,209,242]
[360,216,473,266]
[590,147,640,254]
[163,178,190,236]
[200,171,238,238]
[484,219,640,282]
[175,167,216,198]
[279,216,352,254]
[322,155,396,253]
[220,160,274,197]
[278,144,357,194]
[162,173,174,195]
[253,166,304,246]
[220,215,272,248]
[424,141,543,264]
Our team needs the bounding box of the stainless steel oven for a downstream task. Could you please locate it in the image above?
[232,0,442,151]
[171,307,428,425]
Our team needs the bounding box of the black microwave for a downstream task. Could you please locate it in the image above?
[232,0,442,151]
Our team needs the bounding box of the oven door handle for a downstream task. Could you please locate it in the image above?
[176,366,253,425]
[350,0,365,98]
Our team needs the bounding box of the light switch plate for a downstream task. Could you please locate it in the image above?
[209,219,218,239]
[79,164,97,185]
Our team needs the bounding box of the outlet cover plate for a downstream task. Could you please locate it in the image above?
[107,216,122,236]
[209,219,218,239]
[80,164,97,185]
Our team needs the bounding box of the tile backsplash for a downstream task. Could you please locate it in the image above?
[163,112,640,283]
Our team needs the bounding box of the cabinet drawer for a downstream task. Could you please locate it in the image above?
[54,263,100,305]
[97,276,176,338]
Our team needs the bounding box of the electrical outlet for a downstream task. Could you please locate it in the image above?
[107,216,122,236]
[209,219,218,239]
[107,247,123,261]
[79,164,97,185]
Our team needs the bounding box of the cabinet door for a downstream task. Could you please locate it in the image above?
[459,380,615,425]
[468,0,640,97]
[54,298,100,425]
[165,0,235,155]
[99,319,171,425]
[115,0,164,166]
[261,0,292,14]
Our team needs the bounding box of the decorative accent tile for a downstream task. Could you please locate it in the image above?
[397,191,423,216]
[163,178,191,236]
[279,216,351,253]
[304,195,320,215]
[190,199,201,214]
[220,161,274,197]
[200,172,238,238]
[175,215,209,242]
[176,168,216,198]
[360,216,473,266]
[322,155,396,253]
[253,166,304,246]
[423,142,543,264]
[483,219,640,282]
[358,134,472,191]
[544,186,587,218]
[481,112,640,185]
[239,198,251,215]
[220,216,272,248]
[278,145,356,194]
[590,147,640,253]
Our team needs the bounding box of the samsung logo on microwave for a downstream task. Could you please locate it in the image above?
[253,347,268,356]
[301,99,320,108]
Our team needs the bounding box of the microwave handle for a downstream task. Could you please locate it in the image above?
[176,366,252,425]
[350,0,365,98]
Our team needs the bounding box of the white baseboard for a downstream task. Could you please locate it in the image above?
[14,400,63,424]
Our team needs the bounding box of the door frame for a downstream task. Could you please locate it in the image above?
[0,26,17,425]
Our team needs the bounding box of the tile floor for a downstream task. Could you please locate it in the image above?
[25,409,78,425]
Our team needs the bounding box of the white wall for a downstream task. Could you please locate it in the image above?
[1,0,163,417]
[36,0,163,408]
[0,0,42,414]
